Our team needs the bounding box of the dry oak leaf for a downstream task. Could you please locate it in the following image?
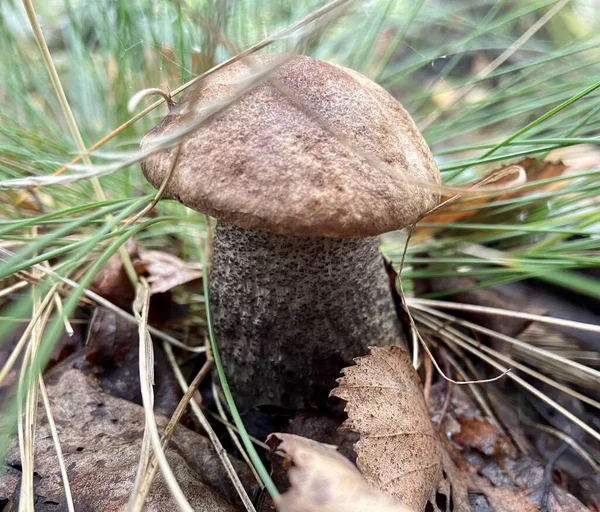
[93,244,202,306]
[267,433,410,512]
[330,346,442,511]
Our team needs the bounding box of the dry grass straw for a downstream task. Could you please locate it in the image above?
[413,307,600,410]
[0,284,57,389]
[16,284,42,511]
[17,248,75,511]
[38,375,75,511]
[408,298,600,335]
[411,303,600,386]
[414,309,600,443]
[132,278,194,512]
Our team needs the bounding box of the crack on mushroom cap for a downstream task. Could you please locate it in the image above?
[141,54,441,237]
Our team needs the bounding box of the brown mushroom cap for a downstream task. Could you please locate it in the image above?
[141,54,441,237]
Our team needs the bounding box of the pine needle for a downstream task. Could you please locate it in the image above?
[414,308,600,410]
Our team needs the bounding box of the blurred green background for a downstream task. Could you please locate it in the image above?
[0,0,599,391]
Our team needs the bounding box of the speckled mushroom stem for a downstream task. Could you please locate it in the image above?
[209,222,406,411]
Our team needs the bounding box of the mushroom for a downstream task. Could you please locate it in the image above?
[140,54,441,411]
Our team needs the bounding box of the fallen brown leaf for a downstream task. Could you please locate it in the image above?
[267,433,410,512]
[330,346,442,511]
[419,157,567,227]
[0,369,255,511]
[137,249,203,295]
[92,243,202,311]
[453,417,509,457]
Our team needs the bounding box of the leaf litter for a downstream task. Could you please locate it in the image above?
[329,345,591,512]
[0,368,256,511]
[136,248,203,295]
[92,241,203,308]
[2,221,595,511]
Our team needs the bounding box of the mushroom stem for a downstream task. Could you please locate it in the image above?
[209,222,406,411]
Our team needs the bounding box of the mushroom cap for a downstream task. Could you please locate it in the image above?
[141,54,441,237]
